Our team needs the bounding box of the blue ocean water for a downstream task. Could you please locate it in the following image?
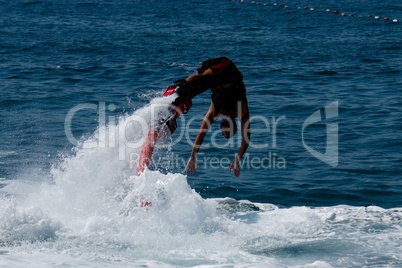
[1,0,402,267]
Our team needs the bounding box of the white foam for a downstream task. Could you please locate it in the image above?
[1,177,402,267]
[1,96,402,267]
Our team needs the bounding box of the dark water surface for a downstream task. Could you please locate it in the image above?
[1,1,402,267]
[2,0,400,207]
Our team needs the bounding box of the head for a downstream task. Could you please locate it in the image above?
[220,117,237,139]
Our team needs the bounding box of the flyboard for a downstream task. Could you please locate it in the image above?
[137,80,193,174]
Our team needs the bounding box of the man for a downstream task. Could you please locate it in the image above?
[181,57,251,177]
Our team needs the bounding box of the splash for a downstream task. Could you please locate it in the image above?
[0,93,200,243]
[1,95,402,267]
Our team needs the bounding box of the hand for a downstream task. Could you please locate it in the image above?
[185,156,197,175]
[230,160,240,177]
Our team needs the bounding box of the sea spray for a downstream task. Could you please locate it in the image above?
[0,92,220,247]
[1,95,402,266]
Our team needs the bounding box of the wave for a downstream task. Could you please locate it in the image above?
[1,173,401,267]
[0,96,401,267]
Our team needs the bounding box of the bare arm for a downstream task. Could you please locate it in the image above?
[230,97,251,176]
[237,97,251,159]
[185,103,217,175]
[191,104,216,156]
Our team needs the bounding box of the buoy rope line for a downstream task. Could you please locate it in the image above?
[228,0,400,23]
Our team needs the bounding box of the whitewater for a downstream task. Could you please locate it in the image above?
[1,95,401,268]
